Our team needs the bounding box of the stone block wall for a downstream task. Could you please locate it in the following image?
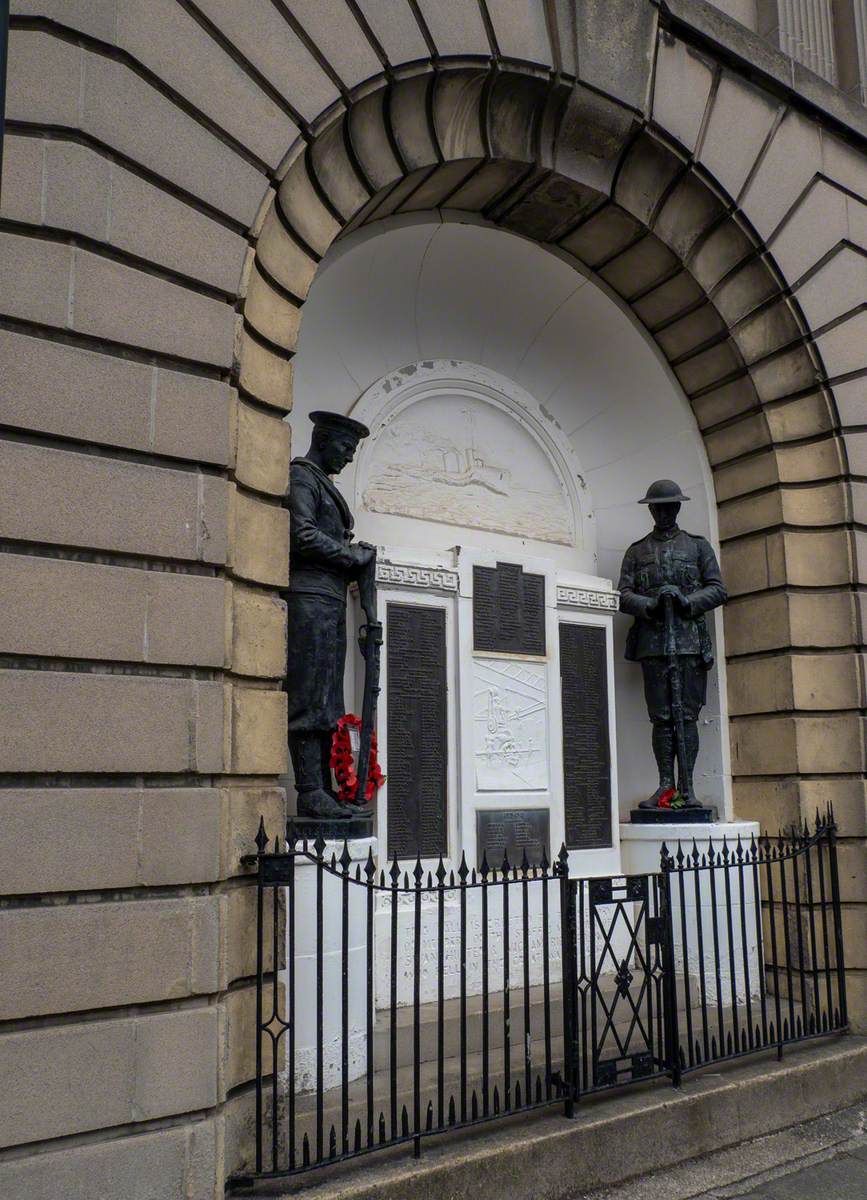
[0,6,290,1193]
[0,1,865,1196]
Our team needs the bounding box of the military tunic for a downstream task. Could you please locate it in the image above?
[617,527,727,722]
[286,457,359,734]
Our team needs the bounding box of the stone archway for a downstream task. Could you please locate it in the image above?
[3,5,865,1195]
[238,62,856,840]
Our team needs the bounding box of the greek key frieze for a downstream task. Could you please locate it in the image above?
[556,585,619,612]
[375,561,460,592]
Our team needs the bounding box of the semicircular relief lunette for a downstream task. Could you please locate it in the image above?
[348,360,592,556]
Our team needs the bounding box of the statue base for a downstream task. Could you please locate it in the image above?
[289,813,374,841]
[290,832,377,1093]
[629,805,717,824]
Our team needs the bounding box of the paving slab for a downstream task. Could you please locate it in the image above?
[565,1100,867,1199]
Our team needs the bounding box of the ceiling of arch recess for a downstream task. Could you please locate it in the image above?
[291,214,717,585]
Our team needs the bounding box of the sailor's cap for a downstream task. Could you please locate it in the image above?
[309,410,370,441]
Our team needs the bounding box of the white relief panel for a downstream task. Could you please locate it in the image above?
[361,391,575,546]
[472,657,549,792]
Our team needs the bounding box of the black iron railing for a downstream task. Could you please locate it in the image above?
[230,813,846,1189]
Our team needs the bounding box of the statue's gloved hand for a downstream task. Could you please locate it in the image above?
[647,583,690,618]
[658,583,691,613]
[350,543,376,568]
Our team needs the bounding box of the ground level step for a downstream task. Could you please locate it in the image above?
[260,1036,865,1200]
[374,974,704,1070]
[285,999,806,1156]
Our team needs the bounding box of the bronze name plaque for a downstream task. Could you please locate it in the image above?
[386,603,448,860]
[559,622,612,849]
[476,809,550,870]
[473,562,546,657]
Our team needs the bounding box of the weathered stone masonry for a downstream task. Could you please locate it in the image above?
[0,1,864,1196]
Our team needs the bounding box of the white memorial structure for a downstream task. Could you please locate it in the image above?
[286,216,759,1086]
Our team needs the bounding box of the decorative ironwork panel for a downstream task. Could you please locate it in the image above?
[386,603,448,859]
[231,814,848,1189]
[559,623,612,849]
[473,562,546,656]
[588,875,667,1089]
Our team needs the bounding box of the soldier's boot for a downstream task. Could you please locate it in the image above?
[639,722,676,808]
[290,734,352,820]
[677,721,702,807]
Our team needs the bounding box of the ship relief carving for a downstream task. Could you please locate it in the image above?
[361,395,575,546]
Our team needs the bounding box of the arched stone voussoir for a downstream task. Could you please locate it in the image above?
[689,217,756,293]
[703,409,773,468]
[498,172,603,244]
[553,83,640,196]
[390,72,441,171]
[397,158,487,215]
[731,296,806,367]
[558,203,645,269]
[712,257,782,327]
[653,172,727,260]
[309,114,372,222]
[347,88,403,192]
[277,148,343,259]
[441,159,530,214]
[244,262,301,354]
[614,132,685,228]
[432,68,488,162]
[672,338,747,399]
[748,341,823,404]
[714,453,781,507]
[486,70,553,164]
[632,269,707,330]
[596,232,680,303]
[236,326,293,414]
[654,301,728,362]
[689,371,759,431]
[255,199,318,302]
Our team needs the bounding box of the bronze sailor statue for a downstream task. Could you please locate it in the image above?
[286,410,379,822]
[618,480,727,814]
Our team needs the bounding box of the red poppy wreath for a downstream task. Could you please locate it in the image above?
[330,714,385,804]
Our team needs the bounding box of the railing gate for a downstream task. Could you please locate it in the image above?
[585,875,670,1089]
[230,814,847,1190]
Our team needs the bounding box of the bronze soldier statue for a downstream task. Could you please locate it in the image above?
[618,480,727,810]
[286,411,377,821]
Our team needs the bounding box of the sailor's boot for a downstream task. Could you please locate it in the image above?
[290,733,352,820]
[319,732,363,815]
[639,722,676,808]
[677,720,702,807]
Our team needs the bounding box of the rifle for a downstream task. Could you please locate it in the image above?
[663,593,690,803]
[355,554,382,807]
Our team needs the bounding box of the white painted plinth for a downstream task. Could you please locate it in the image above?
[621,821,763,1011]
[374,877,564,1009]
[287,837,377,1095]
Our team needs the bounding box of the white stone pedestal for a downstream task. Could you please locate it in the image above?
[288,836,377,1095]
[620,820,762,1012]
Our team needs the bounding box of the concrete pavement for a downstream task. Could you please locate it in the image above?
[575,1101,867,1200]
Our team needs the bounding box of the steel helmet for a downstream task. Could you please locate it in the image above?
[637,479,690,504]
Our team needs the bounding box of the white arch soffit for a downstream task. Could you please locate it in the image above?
[292,213,721,568]
[347,359,590,553]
